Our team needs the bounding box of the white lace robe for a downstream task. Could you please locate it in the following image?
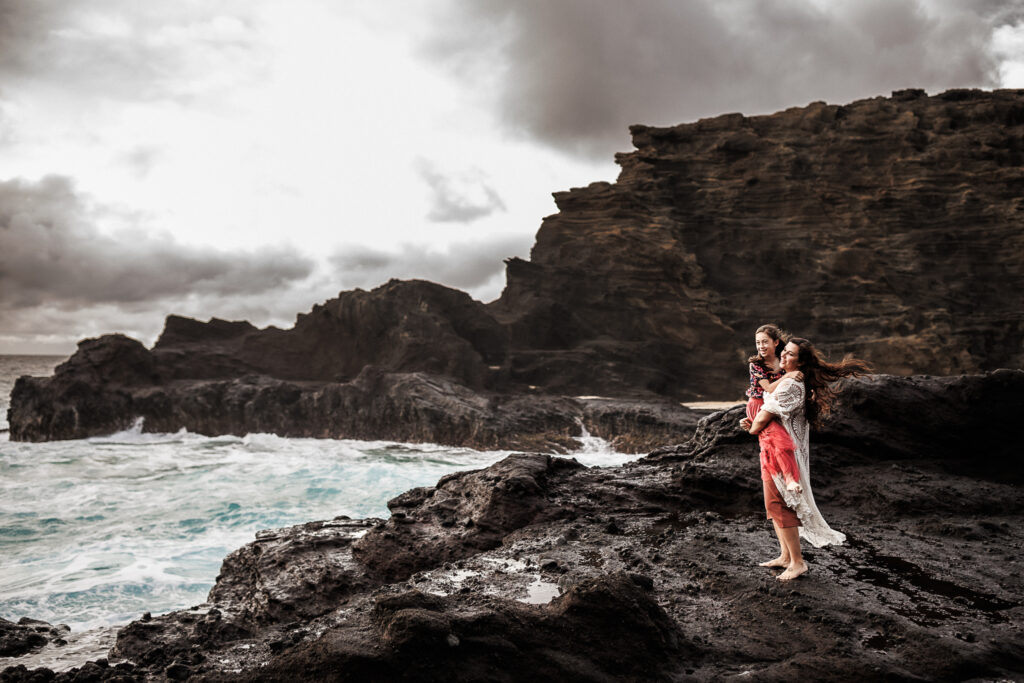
[762,378,846,547]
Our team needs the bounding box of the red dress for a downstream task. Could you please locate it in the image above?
[746,363,800,483]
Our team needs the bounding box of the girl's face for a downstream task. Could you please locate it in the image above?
[755,332,776,359]
[780,342,801,372]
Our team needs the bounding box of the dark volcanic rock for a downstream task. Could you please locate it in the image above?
[9,335,700,447]
[353,454,584,582]
[0,618,69,657]
[817,369,1024,479]
[7,371,1015,681]
[10,279,519,442]
[206,519,379,629]
[8,335,158,441]
[108,519,381,669]
[152,279,507,389]
[248,573,683,682]
[492,88,1024,398]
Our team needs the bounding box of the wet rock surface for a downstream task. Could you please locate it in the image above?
[0,619,69,658]
[245,573,684,683]
[353,454,584,582]
[4,371,1022,681]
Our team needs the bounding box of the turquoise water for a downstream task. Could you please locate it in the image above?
[0,356,636,632]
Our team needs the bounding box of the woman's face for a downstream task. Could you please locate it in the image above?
[780,342,801,372]
[755,332,775,359]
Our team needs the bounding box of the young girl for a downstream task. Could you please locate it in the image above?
[746,324,801,493]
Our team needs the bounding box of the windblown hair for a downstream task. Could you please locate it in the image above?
[789,337,872,429]
[747,324,788,367]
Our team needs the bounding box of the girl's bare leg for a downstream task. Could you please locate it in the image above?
[777,526,808,581]
[759,519,790,567]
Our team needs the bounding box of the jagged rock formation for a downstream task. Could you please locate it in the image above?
[8,325,700,450]
[152,281,507,389]
[4,371,1022,681]
[8,88,1024,442]
[352,454,585,582]
[492,87,1024,397]
[0,619,69,658]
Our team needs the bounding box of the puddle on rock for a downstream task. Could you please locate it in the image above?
[520,578,561,605]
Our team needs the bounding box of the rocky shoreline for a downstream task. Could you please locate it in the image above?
[3,371,1022,681]
[7,332,703,453]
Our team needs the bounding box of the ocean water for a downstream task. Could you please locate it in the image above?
[0,355,638,634]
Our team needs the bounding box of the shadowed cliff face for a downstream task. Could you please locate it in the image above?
[152,279,508,389]
[492,88,1024,398]
[8,332,700,449]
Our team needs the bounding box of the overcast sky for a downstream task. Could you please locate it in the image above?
[1,0,1023,354]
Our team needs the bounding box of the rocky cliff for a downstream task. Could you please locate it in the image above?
[4,371,1021,680]
[492,87,1024,397]
[8,88,1024,443]
[8,314,700,451]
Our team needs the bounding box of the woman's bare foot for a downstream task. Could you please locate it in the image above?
[777,562,809,581]
[758,555,790,568]
[785,479,803,494]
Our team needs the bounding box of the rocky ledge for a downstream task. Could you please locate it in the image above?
[7,329,700,452]
[3,371,1022,681]
[0,619,69,659]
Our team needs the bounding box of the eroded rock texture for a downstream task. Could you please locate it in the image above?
[352,454,584,582]
[152,280,507,389]
[0,619,69,658]
[493,88,1024,397]
[8,333,699,449]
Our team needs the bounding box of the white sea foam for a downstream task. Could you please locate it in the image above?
[572,420,638,468]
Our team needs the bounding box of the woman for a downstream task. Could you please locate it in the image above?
[740,337,871,581]
[745,324,801,492]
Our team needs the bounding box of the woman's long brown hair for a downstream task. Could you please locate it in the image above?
[789,337,872,429]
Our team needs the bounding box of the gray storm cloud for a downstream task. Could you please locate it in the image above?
[0,0,264,103]
[423,0,1018,158]
[415,159,507,224]
[0,176,314,310]
[329,235,531,297]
